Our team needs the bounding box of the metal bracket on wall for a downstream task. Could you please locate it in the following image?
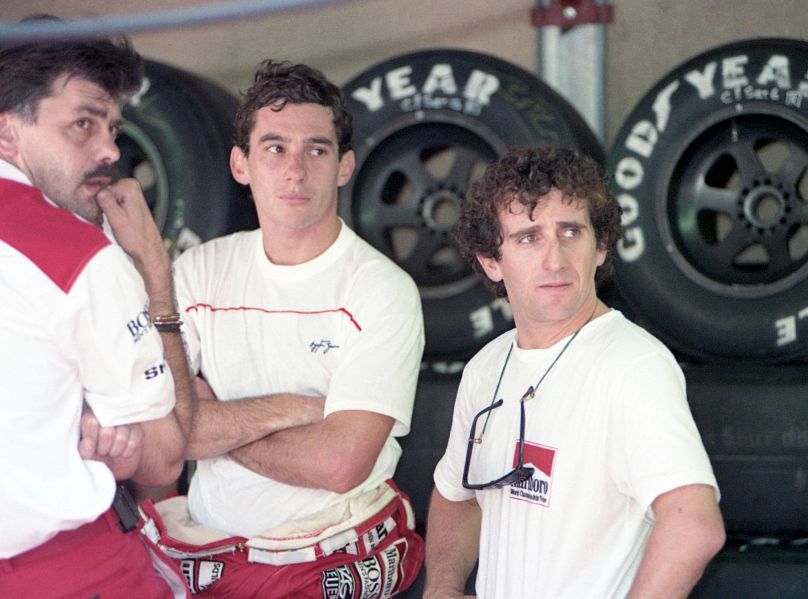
[532,0,614,144]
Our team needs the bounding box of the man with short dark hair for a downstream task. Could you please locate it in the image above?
[424,146,725,599]
[143,60,425,598]
[0,19,194,599]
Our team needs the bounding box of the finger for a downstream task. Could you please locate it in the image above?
[106,426,131,458]
[80,410,101,438]
[77,435,97,460]
[121,424,145,459]
[95,425,116,456]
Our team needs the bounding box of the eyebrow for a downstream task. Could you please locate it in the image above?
[507,220,589,240]
[74,104,123,129]
[256,133,335,146]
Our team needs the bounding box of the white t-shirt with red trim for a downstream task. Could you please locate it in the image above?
[433,311,719,599]
[174,224,424,537]
[0,163,175,558]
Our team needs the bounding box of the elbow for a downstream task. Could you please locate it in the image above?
[131,456,185,487]
[706,518,727,559]
[321,454,374,494]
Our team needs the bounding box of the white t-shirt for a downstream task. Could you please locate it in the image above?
[434,311,718,599]
[0,164,175,558]
[175,223,424,537]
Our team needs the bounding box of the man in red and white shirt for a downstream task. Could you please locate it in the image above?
[0,16,194,599]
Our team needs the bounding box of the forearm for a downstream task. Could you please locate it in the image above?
[627,484,725,599]
[131,415,186,486]
[186,393,324,460]
[423,489,481,598]
[229,410,393,493]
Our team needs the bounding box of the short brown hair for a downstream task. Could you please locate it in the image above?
[233,60,352,157]
[0,14,142,120]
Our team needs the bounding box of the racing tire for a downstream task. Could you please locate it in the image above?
[609,39,808,362]
[340,49,604,359]
[120,60,257,255]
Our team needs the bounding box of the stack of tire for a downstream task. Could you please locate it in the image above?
[609,39,808,597]
[119,60,258,255]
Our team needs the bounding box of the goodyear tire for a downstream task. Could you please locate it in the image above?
[119,60,257,255]
[610,39,808,362]
[340,49,604,359]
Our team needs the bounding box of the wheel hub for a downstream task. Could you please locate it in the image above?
[421,186,462,233]
[741,181,789,233]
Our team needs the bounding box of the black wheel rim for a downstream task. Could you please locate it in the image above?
[349,122,497,297]
[668,114,808,292]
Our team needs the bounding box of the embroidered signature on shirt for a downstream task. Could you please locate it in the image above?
[310,339,339,354]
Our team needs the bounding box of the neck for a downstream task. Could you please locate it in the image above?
[260,217,341,266]
[516,297,606,350]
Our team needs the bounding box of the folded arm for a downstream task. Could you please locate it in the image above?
[229,409,394,493]
[185,375,325,459]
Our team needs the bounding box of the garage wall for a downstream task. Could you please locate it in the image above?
[2,0,807,146]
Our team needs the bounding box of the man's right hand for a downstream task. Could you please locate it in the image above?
[78,410,144,481]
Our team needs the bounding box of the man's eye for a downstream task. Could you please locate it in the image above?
[518,234,535,244]
[75,119,91,129]
[310,147,326,156]
[268,145,283,154]
[562,228,580,239]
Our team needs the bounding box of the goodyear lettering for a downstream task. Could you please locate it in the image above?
[351,63,500,116]
[614,52,808,267]
[469,297,513,338]
[775,305,808,346]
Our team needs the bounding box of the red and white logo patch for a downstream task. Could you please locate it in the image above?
[508,441,556,507]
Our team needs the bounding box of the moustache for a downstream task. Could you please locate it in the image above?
[83,164,120,185]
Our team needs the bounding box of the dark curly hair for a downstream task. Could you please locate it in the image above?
[233,60,352,157]
[456,145,623,298]
[0,15,143,120]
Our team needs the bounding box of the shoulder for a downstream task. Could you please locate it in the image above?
[592,310,678,363]
[175,229,258,271]
[0,180,109,292]
[463,329,516,378]
[342,226,421,301]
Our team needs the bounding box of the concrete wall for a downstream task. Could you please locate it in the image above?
[3,0,807,147]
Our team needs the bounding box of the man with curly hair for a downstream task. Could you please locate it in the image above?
[424,146,724,598]
[141,60,425,598]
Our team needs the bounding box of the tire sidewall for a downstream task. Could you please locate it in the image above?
[609,38,808,361]
[122,60,256,250]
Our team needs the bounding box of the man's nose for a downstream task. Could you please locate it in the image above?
[97,131,120,165]
[285,151,306,180]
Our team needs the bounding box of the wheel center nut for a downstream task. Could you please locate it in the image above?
[422,190,462,232]
[743,185,786,229]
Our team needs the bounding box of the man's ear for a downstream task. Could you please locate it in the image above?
[230,145,250,185]
[476,252,503,283]
[337,149,356,187]
[0,113,19,160]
